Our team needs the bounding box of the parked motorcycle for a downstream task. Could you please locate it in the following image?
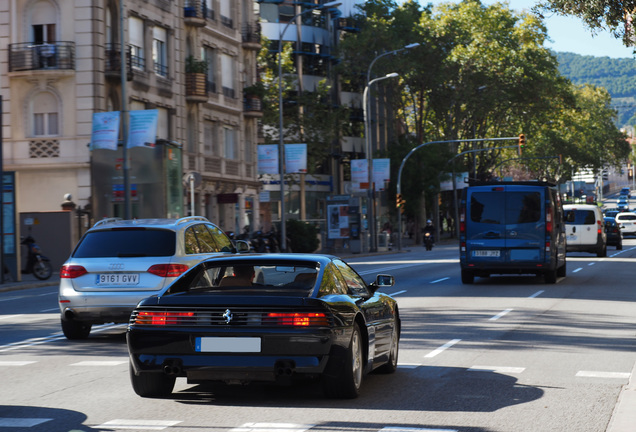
[21,235,53,280]
[423,232,434,251]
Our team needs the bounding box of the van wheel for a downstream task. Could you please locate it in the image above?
[617,242,623,250]
[597,245,607,257]
[544,269,557,284]
[461,270,474,284]
[556,262,566,278]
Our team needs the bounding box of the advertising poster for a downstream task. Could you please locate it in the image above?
[327,204,349,239]
[257,144,279,175]
[128,109,159,148]
[285,143,307,173]
[90,111,120,151]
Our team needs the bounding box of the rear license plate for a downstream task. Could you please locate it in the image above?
[96,274,139,286]
[472,250,500,257]
[195,337,261,353]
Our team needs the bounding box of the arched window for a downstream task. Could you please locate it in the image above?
[30,0,57,43]
[31,92,59,136]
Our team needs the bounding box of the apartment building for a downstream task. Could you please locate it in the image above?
[1,0,261,234]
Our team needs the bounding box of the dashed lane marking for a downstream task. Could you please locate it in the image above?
[424,339,461,358]
[468,366,526,374]
[430,277,450,284]
[576,371,631,379]
[381,427,458,432]
[489,308,513,321]
[390,290,407,296]
[70,360,127,366]
[529,290,544,298]
[230,423,315,432]
[97,419,182,430]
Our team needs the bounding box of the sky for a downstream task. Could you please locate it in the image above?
[416,0,635,59]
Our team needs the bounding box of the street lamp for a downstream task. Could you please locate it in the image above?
[364,43,419,252]
[277,1,341,252]
[364,73,399,252]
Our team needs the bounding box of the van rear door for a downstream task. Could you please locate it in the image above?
[466,185,544,265]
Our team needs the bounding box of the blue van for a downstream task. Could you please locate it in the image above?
[459,181,567,284]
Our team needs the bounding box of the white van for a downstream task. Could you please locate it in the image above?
[615,212,636,236]
[563,204,607,256]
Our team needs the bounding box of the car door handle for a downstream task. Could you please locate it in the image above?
[484,231,500,238]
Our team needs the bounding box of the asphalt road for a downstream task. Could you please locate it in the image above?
[1,240,635,432]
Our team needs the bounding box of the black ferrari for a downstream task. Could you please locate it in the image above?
[127,254,400,399]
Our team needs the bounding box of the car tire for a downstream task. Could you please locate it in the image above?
[129,362,175,398]
[597,245,607,257]
[322,322,363,399]
[557,261,566,278]
[544,269,557,284]
[377,321,399,374]
[61,319,92,340]
[461,269,474,284]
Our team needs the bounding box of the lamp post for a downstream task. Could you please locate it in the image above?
[277,1,341,252]
[364,73,399,252]
[364,43,419,252]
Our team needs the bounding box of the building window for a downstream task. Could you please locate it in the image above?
[224,127,236,159]
[30,0,57,43]
[153,26,168,77]
[203,46,216,93]
[220,0,233,28]
[204,121,216,155]
[221,54,235,98]
[129,16,145,70]
[32,92,59,137]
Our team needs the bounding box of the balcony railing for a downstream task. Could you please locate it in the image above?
[184,0,214,26]
[243,96,263,117]
[105,43,132,80]
[242,22,261,50]
[9,42,75,72]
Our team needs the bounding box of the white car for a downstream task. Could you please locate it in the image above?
[615,212,636,236]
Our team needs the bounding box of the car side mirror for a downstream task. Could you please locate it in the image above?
[234,240,251,253]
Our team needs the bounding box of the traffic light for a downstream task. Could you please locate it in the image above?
[518,134,525,156]
[396,193,403,209]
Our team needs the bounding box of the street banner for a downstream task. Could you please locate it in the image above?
[373,158,391,191]
[257,144,279,175]
[128,109,159,148]
[90,111,120,151]
[351,159,367,191]
[285,143,307,174]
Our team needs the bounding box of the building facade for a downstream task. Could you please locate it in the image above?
[1,0,261,235]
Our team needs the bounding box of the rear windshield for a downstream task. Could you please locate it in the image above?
[617,214,636,221]
[73,229,175,258]
[470,191,541,225]
[564,210,596,225]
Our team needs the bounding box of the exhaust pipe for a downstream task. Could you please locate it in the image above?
[274,360,296,377]
[162,359,182,376]
[64,309,76,320]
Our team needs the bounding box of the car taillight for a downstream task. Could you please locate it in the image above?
[60,265,87,279]
[546,205,553,234]
[597,220,602,235]
[147,264,189,278]
[134,311,195,325]
[263,312,328,327]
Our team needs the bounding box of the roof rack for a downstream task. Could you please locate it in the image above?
[93,217,122,227]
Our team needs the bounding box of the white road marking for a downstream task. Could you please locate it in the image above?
[573,267,583,273]
[231,423,315,432]
[424,339,461,358]
[0,361,37,366]
[71,360,127,366]
[40,308,59,312]
[468,366,525,374]
[489,308,513,321]
[0,314,23,320]
[397,363,420,369]
[529,290,544,298]
[98,419,181,430]
[576,371,631,379]
[588,262,595,266]
[390,290,407,296]
[381,427,457,432]
[430,277,450,284]
[0,418,52,427]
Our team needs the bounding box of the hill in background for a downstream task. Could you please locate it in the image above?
[555,52,636,127]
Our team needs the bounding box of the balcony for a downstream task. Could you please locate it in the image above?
[243,96,263,118]
[8,42,75,73]
[184,0,213,27]
[242,22,261,50]
[105,43,133,81]
[185,72,208,103]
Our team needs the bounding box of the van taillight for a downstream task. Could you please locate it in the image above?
[546,206,553,234]
[460,208,466,234]
[597,220,602,234]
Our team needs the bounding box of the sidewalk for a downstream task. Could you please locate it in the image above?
[0,273,60,293]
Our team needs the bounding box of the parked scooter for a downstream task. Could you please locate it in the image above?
[423,232,434,251]
[21,235,53,280]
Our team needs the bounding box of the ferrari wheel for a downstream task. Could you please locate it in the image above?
[323,323,363,399]
[129,362,175,398]
[377,322,399,374]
